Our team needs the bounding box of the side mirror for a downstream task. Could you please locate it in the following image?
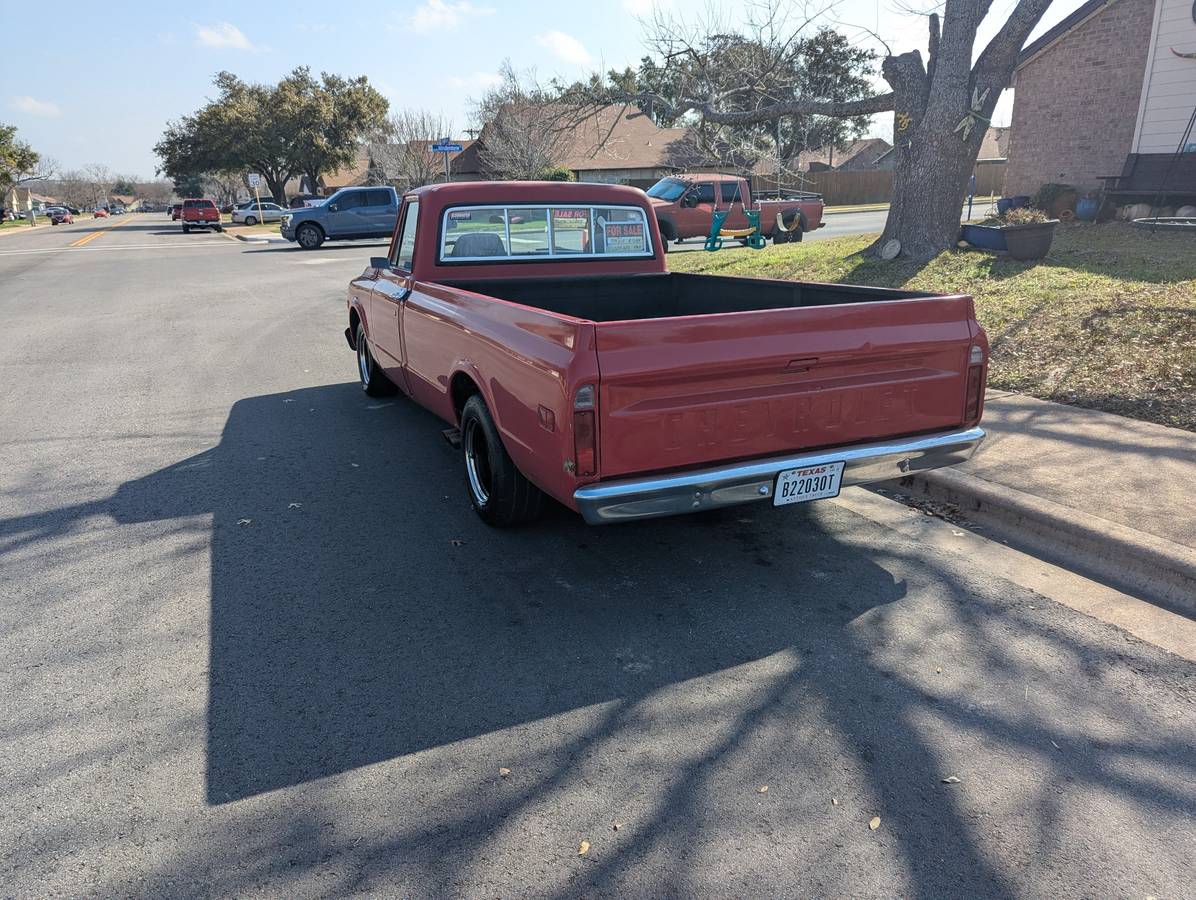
[369,256,389,269]
[682,194,697,208]
[328,203,339,212]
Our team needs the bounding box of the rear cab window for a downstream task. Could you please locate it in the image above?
[439,204,653,263]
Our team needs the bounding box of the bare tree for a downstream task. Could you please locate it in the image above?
[367,109,456,189]
[52,170,92,209]
[473,62,575,180]
[83,164,113,209]
[138,179,175,205]
[572,0,1057,258]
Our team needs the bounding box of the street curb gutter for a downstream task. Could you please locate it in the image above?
[883,468,1196,616]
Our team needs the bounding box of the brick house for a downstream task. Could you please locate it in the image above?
[1004,0,1196,196]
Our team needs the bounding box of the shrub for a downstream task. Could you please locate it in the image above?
[1031,182,1075,210]
[539,166,575,182]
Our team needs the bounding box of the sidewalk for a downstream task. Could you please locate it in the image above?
[886,392,1196,613]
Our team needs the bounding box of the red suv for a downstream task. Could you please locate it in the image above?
[180,198,222,234]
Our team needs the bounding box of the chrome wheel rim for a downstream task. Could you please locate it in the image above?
[357,334,371,385]
[298,227,317,248]
[463,418,491,506]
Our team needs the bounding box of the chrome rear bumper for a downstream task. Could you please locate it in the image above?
[573,427,984,524]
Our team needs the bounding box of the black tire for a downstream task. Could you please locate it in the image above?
[460,394,543,527]
[214,224,223,232]
[297,223,324,250]
[182,224,190,234]
[244,215,257,226]
[356,322,396,397]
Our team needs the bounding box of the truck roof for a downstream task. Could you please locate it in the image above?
[665,173,746,183]
[406,180,652,205]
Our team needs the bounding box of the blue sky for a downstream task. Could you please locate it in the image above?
[3,0,1085,178]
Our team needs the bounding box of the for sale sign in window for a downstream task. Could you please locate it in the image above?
[603,221,646,254]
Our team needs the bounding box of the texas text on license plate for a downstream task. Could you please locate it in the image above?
[773,461,846,506]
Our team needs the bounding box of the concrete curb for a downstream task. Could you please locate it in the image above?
[229,232,275,244]
[885,467,1196,616]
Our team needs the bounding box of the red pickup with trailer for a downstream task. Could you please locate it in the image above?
[345,181,987,526]
[645,173,824,248]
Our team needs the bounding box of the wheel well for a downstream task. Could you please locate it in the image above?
[657,218,676,241]
[348,307,361,347]
[297,220,324,236]
[450,372,481,422]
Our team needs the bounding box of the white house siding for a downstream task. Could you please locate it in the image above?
[1133,0,1196,153]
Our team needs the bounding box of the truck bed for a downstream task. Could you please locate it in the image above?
[444,273,933,322]
[445,272,979,479]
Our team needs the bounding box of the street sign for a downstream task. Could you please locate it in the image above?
[247,173,262,188]
[431,142,463,153]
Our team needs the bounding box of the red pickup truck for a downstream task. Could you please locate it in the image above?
[180,198,223,234]
[346,181,986,526]
[645,173,824,248]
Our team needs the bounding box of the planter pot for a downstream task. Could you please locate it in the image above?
[959,223,1008,251]
[1076,197,1100,221]
[1002,220,1058,260]
[996,195,1031,215]
[1044,191,1077,219]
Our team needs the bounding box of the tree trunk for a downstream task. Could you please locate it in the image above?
[266,176,288,206]
[875,121,982,258]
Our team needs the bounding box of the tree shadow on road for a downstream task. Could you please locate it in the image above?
[4,382,1195,896]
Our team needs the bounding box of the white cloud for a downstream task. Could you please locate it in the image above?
[410,0,494,33]
[447,72,503,89]
[534,31,592,67]
[195,22,257,50]
[10,96,61,118]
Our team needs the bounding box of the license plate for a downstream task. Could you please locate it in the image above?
[773,461,845,506]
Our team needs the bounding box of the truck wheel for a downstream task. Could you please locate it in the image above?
[244,215,257,226]
[297,223,324,250]
[214,224,223,232]
[182,224,190,234]
[460,394,543,527]
[356,323,395,397]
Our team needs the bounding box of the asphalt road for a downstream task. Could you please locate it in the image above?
[2,215,1195,897]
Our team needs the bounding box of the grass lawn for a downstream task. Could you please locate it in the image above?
[667,222,1196,432]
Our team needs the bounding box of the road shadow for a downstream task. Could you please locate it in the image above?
[241,241,391,255]
[94,383,906,805]
[6,382,1195,896]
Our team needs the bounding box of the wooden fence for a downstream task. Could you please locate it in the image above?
[747,161,1007,206]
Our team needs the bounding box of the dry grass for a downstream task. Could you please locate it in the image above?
[667,223,1196,431]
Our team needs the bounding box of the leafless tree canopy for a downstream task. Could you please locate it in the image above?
[367,109,456,189]
[473,63,576,180]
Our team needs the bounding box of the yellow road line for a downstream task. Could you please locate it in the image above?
[69,217,129,248]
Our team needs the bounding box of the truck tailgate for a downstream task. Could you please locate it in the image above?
[594,297,976,478]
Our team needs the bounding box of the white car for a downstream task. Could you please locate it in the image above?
[231,202,286,226]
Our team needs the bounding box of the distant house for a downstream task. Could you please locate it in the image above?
[453,105,695,189]
[1004,0,1196,196]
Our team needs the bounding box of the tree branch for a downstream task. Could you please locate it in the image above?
[600,89,895,125]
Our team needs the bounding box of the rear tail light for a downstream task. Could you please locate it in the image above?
[964,344,985,424]
[573,384,596,476]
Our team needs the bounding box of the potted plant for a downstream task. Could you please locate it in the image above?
[960,207,1059,259]
[1031,182,1077,219]
[998,207,1059,259]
